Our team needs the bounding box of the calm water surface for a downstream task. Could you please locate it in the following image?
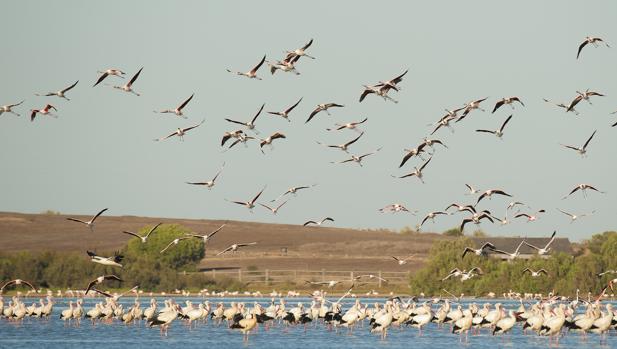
[0,298,614,349]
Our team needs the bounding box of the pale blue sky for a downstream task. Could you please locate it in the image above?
[1,1,615,241]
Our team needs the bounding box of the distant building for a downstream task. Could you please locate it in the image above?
[471,236,572,260]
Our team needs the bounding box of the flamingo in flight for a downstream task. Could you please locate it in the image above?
[0,100,24,117]
[284,39,315,61]
[567,89,605,112]
[457,97,488,122]
[475,114,513,139]
[557,209,595,223]
[268,55,300,75]
[492,97,524,113]
[154,94,194,118]
[216,242,258,256]
[327,117,368,133]
[93,68,125,87]
[259,201,288,215]
[267,97,302,121]
[430,107,464,135]
[270,185,316,202]
[154,119,205,142]
[562,183,605,199]
[560,130,596,157]
[30,104,57,121]
[331,148,381,167]
[226,55,266,80]
[227,186,266,212]
[395,156,433,183]
[317,132,364,153]
[399,143,427,168]
[577,36,610,59]
[225,103,265,134]
[306,103,344,123]
[66,208,108,231]
[259,132,286,153]
[112,67,143,96]
[522,231,556,255]
[462,242,496,258]
[303,217,334,226]
[186,163,225,189]
[36,80,79,100]
[543,98,579,115]
[476,189,512,204]
[418,211,449,229]
[122,223,162,243]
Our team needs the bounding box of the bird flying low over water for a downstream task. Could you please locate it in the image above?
[227,55,266,80]
[85,275,122,294]
[0,279,36,292]
[66,208,108,231]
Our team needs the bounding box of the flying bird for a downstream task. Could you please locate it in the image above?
[317,132,364,153]
[391,255,415,266]
[305,280,342,288]
[85,275,122,294]
[160,237,192,253]
[445,203,476,215]
[35,80,79,100]
[521,231,556,256]
[430,108,464,135]
[0,279,36,292]
[0,100,24,117]
[303,217,334,226]
[577,36,610,59]
[476,189,512,204]
[267,97,302,122]
[259,201,288,215]
[372,69,408,94]
[30,104,57,121]
[514,209,546,222]
[306,103,344,123]
[395,156,432,183]
[66,208,108,231]
[267,57,300,75]
[227,186,266,212]
[492,97,524,113]
[359,84,399,103]
[285,39,315,61]
[112,67,143,96]
[154,93,194,118]
[93,68,125,87]
[186,163,225,189]
[87,251,123,268]
[270,185,316,202]
[418,211,449,229]
[457,97,488,122]
[260,132,286,153]
[557,209,595,223]
[462,242,496,258]
[327,117,368,133]
[543,98,579,115]
[567,90,605,112]
[186,223,226,244]
[522,268,548,277]
[225,104,265,134]
[460,211,494,231]
[122,223,162,243]
[379,203,412,213]
[465,184,481,196]
[475,114,513,139]
[399,144,427,168]
[216,242,258,256]
[491,239,527,259]
[331,148,381,167]
[154,119,205,142]
[562,183,605,199]
[560,130,597,157]
[226,55,266,80]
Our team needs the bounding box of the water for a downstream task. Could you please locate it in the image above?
[0,297,614,349]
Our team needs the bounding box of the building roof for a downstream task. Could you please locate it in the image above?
[471,236,572,255]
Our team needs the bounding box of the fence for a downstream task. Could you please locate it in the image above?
[195,269,411,287]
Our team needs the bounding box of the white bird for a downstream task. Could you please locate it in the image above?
[492,310,517,335]
[492,239,527,259]
[226,55,266,80]
[66,208,108,231]
[464,184,481,195]
[379,203,412,213]
[85,275,122,294]
[522,268,548,277]
[154,93,194,118]
[522,231,556,255]
[577,36,610,59]
[360,70,408,103]
[260,132,286,153]
[462,242,496,258]
[227,186,266,212]
[216,242,258,256]
[259,201,287,215]
[112,67,143,96]
[317,132,364,153]
[36,80,79,100]
[492,97,524,113]
[514,209,546,222]
[457,97,488,122]
[225,104,264,134]
[285,39,315,61]
[160,237,192,253]
[154,119,205,142]
[185,163,225,189]
[122,223,162,243]
[303,217,334,226]
[270,185,316,202]
[0,100,24,117]
[87,251,123,268]
[560,130,597,157]
[93,68,125,87]
[557,209,595,223]
[0,279,36,292]
[327,117,368,133]
[331,148,381,167]
[306,103,344,123]
[267,97,302,121]
[475,114,513,138]
[267,57,300,75]
[391,255,415,266]
[395,156,433,183]
[186,223,226,246]
[543,98,579,115]
[305,280,342,288]
[418,211,449,229]
[562,183,605,199]
[567,89,605,112]
[30,104,57,122]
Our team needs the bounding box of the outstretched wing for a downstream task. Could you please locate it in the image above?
[178,93,194,110]
[62,80,79,93]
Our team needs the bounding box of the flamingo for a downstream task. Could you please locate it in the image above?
[112,67,143,96]
[154,93,194,118]
[284,39,315,61]
[303,217,334,226]
[216,242,258,256]
[154,119,205,142]
[185,163,225,189]
[267,97,302,121]
[65,208,108,231]
[0,100,24,117]
[560,130,596,157]
[224,103,264,134]
[93,68,125,87]
[475,114,513,139]
[227,186,266,212]
[577,36,610,59]
[492,97,524,113]
[35,80,79,100]
[226,55,266,80]
[305,103,344,123]
[30,104,57,121]
[121,223,162,243]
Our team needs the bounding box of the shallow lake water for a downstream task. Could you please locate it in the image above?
[0,297,615,348]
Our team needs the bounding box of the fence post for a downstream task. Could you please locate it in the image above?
[350,271,354,282]
[294,270,298,280]
[212,269,216,279]
[322,269,325,282]
[238,269,242,282]
[378,271,382,288]
[265,269,269,286]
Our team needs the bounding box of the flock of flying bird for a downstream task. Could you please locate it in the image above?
[1,28,617,343]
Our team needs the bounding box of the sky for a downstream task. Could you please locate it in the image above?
[1,1,615,242]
